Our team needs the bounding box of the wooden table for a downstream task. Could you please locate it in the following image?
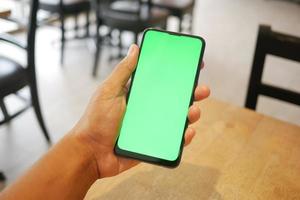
[0,5,11,18]
[0,1,21,34]
[0,19,19,34]
[85,98,300,200]
[0,0,11,18]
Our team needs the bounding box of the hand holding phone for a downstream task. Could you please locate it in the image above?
[74,39,208,178]
[115,29,206,167]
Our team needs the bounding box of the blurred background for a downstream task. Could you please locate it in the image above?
[0,0,299,186]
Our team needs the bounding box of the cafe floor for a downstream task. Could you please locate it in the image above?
[0,0,299,187]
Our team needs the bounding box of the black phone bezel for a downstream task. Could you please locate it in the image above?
[114,28,206,168]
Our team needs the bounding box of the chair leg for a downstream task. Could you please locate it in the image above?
[0,172,5,181]
[93,23,101,77]
[134,32,139,44]
[0,99,9,121]
[178,15,183,32]
[85,11,90,37]
[60,13,65,66]
[189,11,194,33]
[74,14,79,37]
[29,84,51,143]
[118,30,122,58]
[162,20,167,30]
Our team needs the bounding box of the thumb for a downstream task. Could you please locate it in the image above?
[107,44,139,87]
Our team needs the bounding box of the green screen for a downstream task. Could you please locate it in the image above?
[117,30,203,161]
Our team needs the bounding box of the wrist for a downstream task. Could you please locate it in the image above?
[68,130,101,180]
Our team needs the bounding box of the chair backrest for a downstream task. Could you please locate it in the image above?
[0,0,38,71]
[99,0,153,16]
[245,25,300,110]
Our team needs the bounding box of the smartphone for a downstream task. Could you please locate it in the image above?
[114,29,205,167]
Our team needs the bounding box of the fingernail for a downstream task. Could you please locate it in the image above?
[127,44,135,56]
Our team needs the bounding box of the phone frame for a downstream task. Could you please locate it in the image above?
[114,28,206,167]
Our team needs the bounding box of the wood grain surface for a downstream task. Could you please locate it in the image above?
[0,4,11,18]
[0,2,20,34]
[0,18,19,34]
[85,98,300,199]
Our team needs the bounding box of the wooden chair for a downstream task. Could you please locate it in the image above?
[92,0,170,77]
[152,0,195,32]
[39,0,91,65]
[245,25,300,110]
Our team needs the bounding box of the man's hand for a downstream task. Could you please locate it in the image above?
[73,44,210,178]
[0,44,210,200]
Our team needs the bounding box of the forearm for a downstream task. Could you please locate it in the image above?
[0,133,99,200]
